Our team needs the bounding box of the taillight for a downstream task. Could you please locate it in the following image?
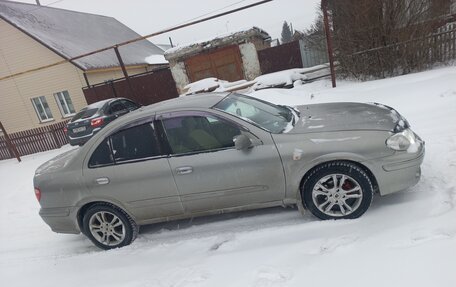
[91,117,104,128]
[34,188,41,202]
[63,126,68,134]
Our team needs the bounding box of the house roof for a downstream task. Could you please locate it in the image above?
[165,27,271,61]
[0,0,164,70]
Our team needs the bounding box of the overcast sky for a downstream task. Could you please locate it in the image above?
[14,0,321,46]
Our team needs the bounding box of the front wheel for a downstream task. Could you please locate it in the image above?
[82,204,138,250]
[302,161,374,220]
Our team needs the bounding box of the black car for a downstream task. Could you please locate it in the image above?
[65,98,140,146]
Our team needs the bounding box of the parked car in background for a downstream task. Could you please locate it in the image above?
[35,93,424,249]
[65,98,140,146]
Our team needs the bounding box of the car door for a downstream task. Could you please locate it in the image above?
[82,120,184,222]
[158,111,286,213]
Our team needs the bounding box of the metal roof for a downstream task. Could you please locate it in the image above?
[0,0,164,70]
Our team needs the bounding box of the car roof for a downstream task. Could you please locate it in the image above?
[84,97,131,111]
[143,92,229,113]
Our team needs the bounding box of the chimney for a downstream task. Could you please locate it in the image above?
[36,0,41,5]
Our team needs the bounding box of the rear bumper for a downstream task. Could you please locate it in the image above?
[39,207,81,234]
[371,144,425,196]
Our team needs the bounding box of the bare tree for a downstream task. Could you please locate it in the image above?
[327,0,454,79]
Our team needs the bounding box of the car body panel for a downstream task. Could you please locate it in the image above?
[33,93,424,235]
[292,102,398,133]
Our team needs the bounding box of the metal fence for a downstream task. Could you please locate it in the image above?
[299,39,329,68]
[258,40,304,74]
[0,120,69,160]
[83,67,179,106]
[258,40,330,73]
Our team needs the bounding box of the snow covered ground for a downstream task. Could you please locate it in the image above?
[1,66,455,287]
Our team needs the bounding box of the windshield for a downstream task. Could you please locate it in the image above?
[214,93,295,133]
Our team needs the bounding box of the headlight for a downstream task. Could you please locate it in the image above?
[386,128,417,151]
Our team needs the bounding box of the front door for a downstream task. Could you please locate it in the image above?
[158,111,286,213]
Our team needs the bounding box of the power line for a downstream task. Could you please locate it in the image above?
[24,0,68,13]
[176,0,250,25]
[0,0,273,81]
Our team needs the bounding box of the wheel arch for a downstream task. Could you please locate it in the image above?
[299,159,379,196]
[76,200,136,233]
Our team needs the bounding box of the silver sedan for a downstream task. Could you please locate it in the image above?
[34,93,425,249]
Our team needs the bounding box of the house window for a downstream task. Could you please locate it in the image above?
[31,96,53,122]
[54,91,75,117]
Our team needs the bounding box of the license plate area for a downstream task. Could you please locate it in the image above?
[73,126,86,133]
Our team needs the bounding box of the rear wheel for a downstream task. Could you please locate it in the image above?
[82,204,138,250]
[302,161,374,220]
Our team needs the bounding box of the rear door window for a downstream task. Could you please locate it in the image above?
[110,123,162,163]
[88,138,114,167]
[121,100,139,111]
[89,122,163,168]
[107,101,126,115]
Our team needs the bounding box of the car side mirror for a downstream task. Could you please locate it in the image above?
[234,134,253,150]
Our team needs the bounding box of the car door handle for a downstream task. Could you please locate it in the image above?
[96,177,110,185]
[176,166,193,175]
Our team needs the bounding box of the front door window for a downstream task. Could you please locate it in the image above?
[161,115,241,154]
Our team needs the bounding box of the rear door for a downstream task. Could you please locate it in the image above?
[158,111,286,213]
[82,120,184,222]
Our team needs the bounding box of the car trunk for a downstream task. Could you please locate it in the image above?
[66,108,99,138]
[35,148,79,175]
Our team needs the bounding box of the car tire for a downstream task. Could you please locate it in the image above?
[302,161,374,220]
[82,203,138,250]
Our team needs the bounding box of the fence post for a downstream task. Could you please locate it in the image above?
[0,121,21,162]
[49,127,61,148]
[322,0,337,88]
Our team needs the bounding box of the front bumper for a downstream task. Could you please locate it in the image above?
[39,206,81,234]
[370,143,425,196]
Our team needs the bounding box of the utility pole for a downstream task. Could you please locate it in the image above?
[0,121,21,162]
[322,0,336,88]
[35,0,41,6]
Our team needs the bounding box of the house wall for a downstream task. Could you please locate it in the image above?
[169,61,191,94]
[0,19,88,133]
[239,42,261,81]
[85,66,149,86]
[0,19,156,134]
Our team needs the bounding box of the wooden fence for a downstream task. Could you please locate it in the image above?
[0,121,69,160]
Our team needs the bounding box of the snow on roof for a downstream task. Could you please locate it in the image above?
[0,0,164,70]
[165,27,270,60]
[144,54,168,65]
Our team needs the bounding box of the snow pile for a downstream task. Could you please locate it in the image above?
[0,66,455,287]
[181,64,332,96]
[252,64,331,90]
[144,54,168,65]
[183,78,249,95]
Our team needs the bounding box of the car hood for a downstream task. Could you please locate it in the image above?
[289,102,405,133]
[35,148,79,175]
